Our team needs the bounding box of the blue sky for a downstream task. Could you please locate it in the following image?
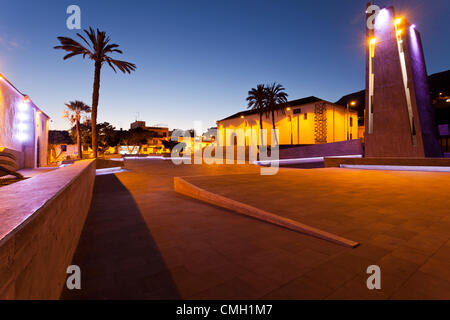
[0,0,449,131]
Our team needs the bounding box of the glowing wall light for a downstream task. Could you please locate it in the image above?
[374,8,390,30]
[368,37,376,134]
[15,96,32,143]
[17,123,28,131]
[17,112,29,121]
[394,16,416,145]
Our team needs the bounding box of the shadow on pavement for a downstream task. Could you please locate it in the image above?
[60,174,180,299]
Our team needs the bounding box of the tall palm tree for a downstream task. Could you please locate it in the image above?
[54,27,136,158]
[246,84,267,146]
[64,100,91,159]
[265,82,288,145]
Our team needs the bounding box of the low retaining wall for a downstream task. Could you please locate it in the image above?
[174,176,359,248]
[0,159,96,299]
[324,157,450,168]
[279,139,363,159]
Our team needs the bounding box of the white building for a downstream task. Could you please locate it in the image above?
[0,74,50,168]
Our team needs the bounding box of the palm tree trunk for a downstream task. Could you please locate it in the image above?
[91,61,102,158]
[76,119,82,159]
[259,113,264,146]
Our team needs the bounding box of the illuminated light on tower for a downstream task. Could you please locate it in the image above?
[374,8,390,30]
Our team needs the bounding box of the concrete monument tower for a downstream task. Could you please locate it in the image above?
[364,4,442,157]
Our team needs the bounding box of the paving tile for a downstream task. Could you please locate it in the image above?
[390,246,429,265]
[328,252,375,274]
[262,276,334,300]
[303,262,358,291]
[419,258,450,282]
[392,271,450,300]
[350,243,390,261]
[325,275,388,300]
[190,272,283,300]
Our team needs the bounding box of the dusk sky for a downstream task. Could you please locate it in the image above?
[0,0,448,131]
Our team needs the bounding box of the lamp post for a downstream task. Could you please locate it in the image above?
[286,107,292,145]
[347,101,356,140]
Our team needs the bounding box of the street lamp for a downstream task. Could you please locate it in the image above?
[286,107,293,145]
[347,101,356,140]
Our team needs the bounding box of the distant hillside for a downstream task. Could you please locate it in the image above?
[335,70,450,125]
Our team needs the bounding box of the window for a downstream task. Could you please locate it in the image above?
[293,108,302,114]
[350,117,353,127]
[304,113,307,120]
[61,145,67,152]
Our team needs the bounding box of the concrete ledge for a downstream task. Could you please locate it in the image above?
[324,157,450,168]
[0,159,96,299]
[279,139,363,159]
[174,176,359,248]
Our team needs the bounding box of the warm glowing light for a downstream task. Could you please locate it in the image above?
[240,115,244,119]
[370,38,376,45]
[395,18,402,25]
[350,101,356,106]
[286,107,291,111]
[397,29,403,36]
[447,99,450,103]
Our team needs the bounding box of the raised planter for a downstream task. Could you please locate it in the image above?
[0,159,96,299]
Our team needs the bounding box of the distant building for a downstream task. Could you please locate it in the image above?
[130,121,146,129]
[216,96,358,147]
[124,121,170,154]
[129,120,169,138]
[48,130,78,163]
[0,74,50,168]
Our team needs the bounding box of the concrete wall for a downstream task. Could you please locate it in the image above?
[279,139,363,159]
[0,160,96,299]
[217,102,358,147]
[0,76,49,168]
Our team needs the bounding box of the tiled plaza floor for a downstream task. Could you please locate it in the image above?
[61,160,450,299]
